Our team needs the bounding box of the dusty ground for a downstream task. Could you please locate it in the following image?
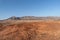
[0,21,60,40]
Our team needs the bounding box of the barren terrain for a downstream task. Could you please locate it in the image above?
[0,20,60,40]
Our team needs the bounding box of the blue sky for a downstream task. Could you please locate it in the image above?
[0,0,60,19]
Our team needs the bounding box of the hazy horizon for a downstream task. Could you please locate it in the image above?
[0,0,60,19]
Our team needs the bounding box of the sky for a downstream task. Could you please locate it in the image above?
[0,0,60,19]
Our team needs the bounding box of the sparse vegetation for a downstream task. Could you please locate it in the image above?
[0,21,60,40]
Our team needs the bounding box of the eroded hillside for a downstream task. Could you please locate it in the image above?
[0,21,60,40]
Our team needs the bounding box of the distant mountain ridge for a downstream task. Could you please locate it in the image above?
[7,16,60,20]
[0,16,60,23]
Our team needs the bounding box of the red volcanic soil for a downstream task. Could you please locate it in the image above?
[0,21,60,40]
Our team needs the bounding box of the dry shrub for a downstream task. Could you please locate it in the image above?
[0,22,60,40]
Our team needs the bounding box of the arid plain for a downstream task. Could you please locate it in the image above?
[0,16,60,40]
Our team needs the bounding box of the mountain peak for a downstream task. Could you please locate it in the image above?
[3,16,60,20]
[8,16,20,20]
